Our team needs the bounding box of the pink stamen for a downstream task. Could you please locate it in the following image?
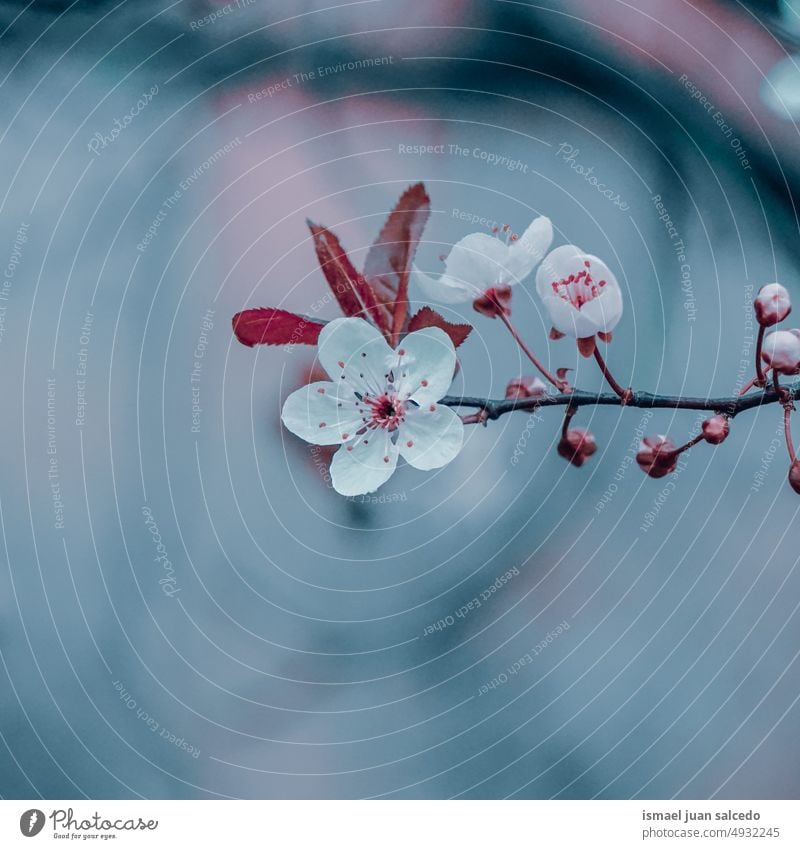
[550,262,606,310]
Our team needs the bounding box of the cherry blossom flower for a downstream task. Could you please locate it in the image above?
[761,329,800,375]
[636,435,678,478]
[754,283,791,328]
[535,245,623,339]
[557,428,597,467]
[413,217,553,316]
[281,317,464,496]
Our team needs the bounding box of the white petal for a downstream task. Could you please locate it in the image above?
[412,264,474,303]
[579,284,623,332]
[444,232,510,291]
[394,326,457,405]
[535,244,586,300]
[281,381,363,445]
[317,317,394,397]
[399,403,464,470]
[329,429,399,496]
[540,295,600,338]
[504,216,553,284]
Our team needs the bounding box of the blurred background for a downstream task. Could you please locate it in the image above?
[0,0,799,799]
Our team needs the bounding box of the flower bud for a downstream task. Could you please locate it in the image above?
[505,376,547,399]
[789,461,800,494]
[701,415,729,445]
[761,329,800,375]
[636,435,678,478]
[754,283,791,327]
[557,428,597,467]
[473,285,512,319]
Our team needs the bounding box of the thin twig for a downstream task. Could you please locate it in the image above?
[440,383,800,421]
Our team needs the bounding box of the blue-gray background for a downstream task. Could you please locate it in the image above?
[0,0,798,799]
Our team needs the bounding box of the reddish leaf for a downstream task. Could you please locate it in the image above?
[556,367,573,381]
[363,183,431,340]
[407,306,472,348]
[307,221,387,332]
[232,308,324,347]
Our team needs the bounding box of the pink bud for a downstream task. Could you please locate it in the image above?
[473,286,512,319]
[701,415,729,445]
[754,283,791,327]
[557,428,597,467]
[789,461,800,494]
[761,329,800,375]
[636,435,678,478]
[505,376,547,400]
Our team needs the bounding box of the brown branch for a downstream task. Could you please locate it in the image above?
[440,383,800,421]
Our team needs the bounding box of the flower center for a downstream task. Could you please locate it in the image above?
[367,392,405,430]
[550,259,606,309]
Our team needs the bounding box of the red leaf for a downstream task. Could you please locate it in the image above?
[307,221,387,332]
[232,308,324,347]
[407,306,472,348]
[363,183,431,340]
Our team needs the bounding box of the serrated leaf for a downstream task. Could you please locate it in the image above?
[232,308,324,347]
[407,306,472,348]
